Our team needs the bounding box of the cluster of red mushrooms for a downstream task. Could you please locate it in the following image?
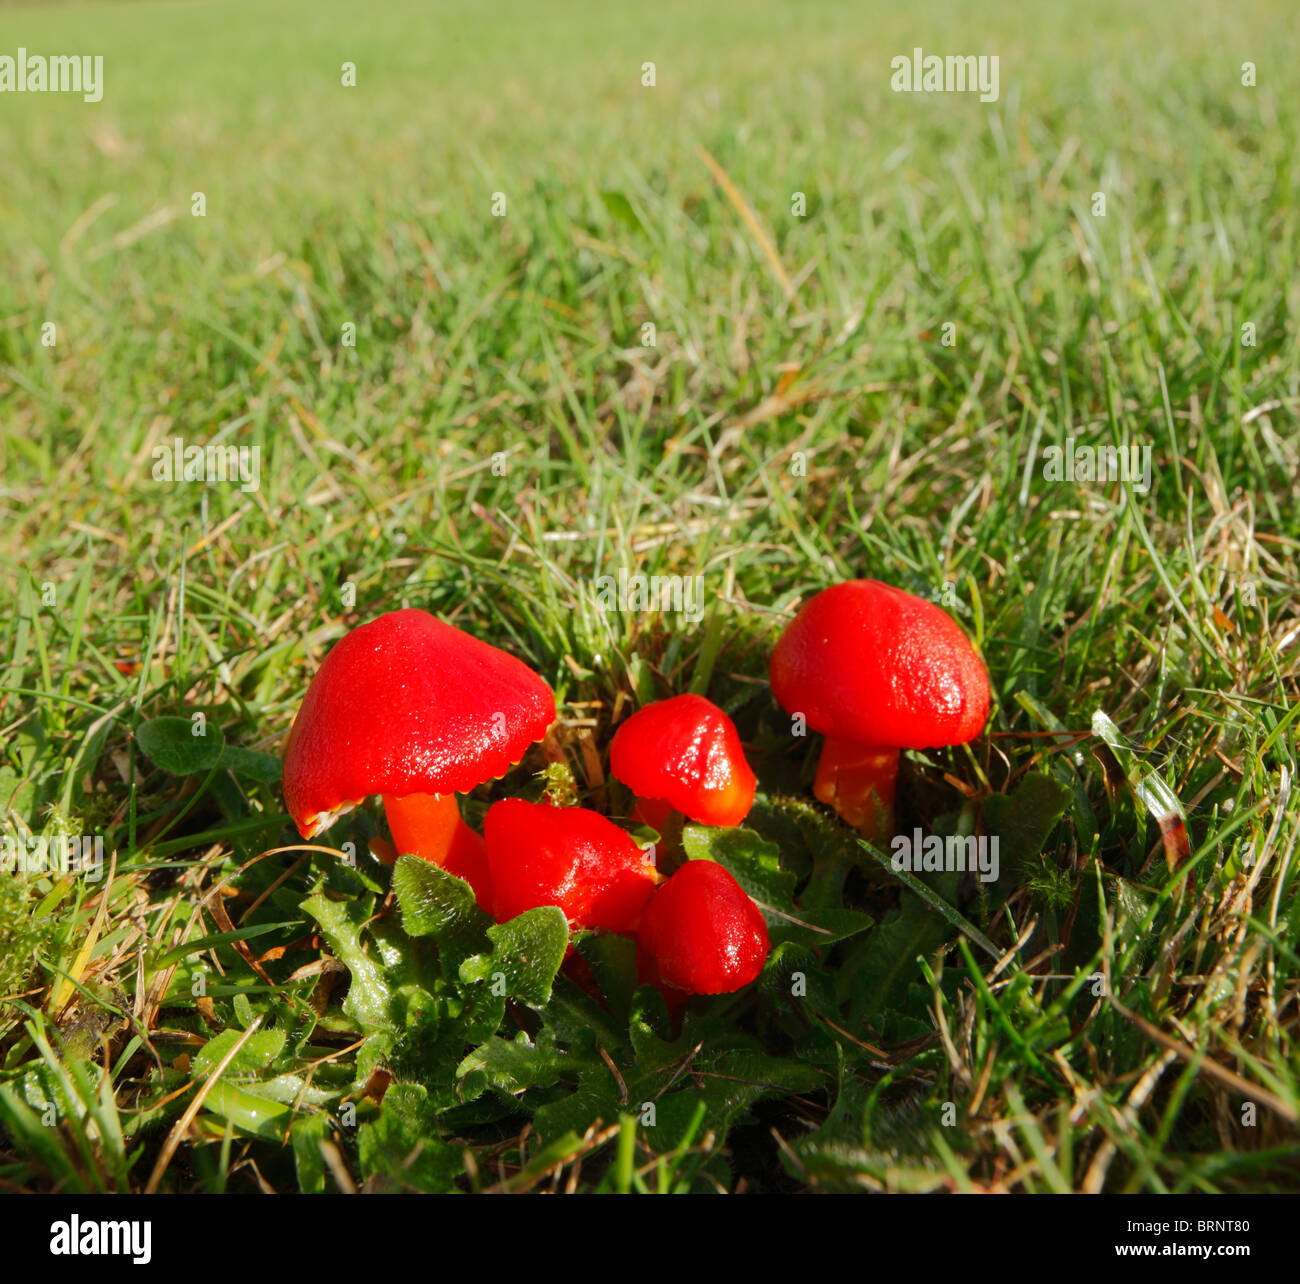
[281,580,990,1001]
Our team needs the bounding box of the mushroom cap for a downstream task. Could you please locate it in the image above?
[636,859,769,995]
[609,694,757,827]
[282,609,555,838]
[484,799,658,932]
[770,580,989,749]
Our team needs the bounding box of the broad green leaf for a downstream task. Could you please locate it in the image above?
[0,765,36,824]
[843,874,961,1023]
[854,837,999,958]
[695,1049,824,1116]
[980,771,1072,888]
[201,1079,293,1139]
[759,939,841,1019]
[291,1114,329,1194]
[789,1140,948,1193]
[532,1066,628,1146]
[460,907,569,1008]
[302,891,394,1031]
[682,824,797,910]
[220,746,283,782]
[543,974,628,1052]
[682,824,871,948]
[777,904,875,948]
[192,1027,286,1079]
[392,855,491,961]
[135,716,225,775]
[575,931,639,1022]
[628,984,678,1060]
[358,1083,463,1193]
[458,1027,568,1101]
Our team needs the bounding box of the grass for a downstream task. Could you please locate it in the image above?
[1,0,1298,1194]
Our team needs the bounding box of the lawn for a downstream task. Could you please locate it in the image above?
[1,0,1298,1195]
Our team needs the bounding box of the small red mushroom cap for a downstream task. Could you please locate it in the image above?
[609,694,757,827]
[282,609,555,838]
[636,859,770,995]
[769,581,989,748]
[484,799,659,933]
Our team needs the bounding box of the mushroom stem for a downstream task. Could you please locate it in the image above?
[381,791,493,908]
[813,737,898,842]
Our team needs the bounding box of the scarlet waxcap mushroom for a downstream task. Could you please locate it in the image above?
[636,859,769,996]
[769,580,989,840]
[282,609,555,902]
[609,694,757,830]
[484,799,659,933]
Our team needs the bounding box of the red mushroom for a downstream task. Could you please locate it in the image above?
[769,580,989,842]
[608,694,756,843]
[636,859,769,996]
[483,799,659,933]
[282,608,555,905]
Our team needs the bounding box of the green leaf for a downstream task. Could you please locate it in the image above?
[778,904,876,949]
[200,1080,293,1140]
[759,939,840,1017]
[392,855,492,960]
[302,891,395,1031]
[135,716,225,775]
[1092,708,1191,865]
[682,824,871,948]
[980,771,1072,887]
[357,1083,463,1193]
[600,189,645,234]
[697,1049,824,1115]
[0,765,36,825]
[532,1067,626,1147]
[543,974,628,1052]
[457,1027,569,1101]
[220,746,283,783]
[853,837,999,958]
[291,1113,329,1194]
[0,1083,86,1191]
[682,824,797,909]
[192,1027,286,1079]
[494,1129,588,1192]
[460,907,569,1008]
[628,983,678,1060]
[575,931,639,1022]
[843,874,961,1022]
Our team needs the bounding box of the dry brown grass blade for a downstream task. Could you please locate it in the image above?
[696,144,797,304]
[207,885,276,987]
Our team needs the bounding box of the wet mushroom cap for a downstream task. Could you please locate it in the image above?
[282,608,555,837]
[609,693,756,827]
[484,799,658,932]
[769,580,989,748]
[636,859,769,995]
